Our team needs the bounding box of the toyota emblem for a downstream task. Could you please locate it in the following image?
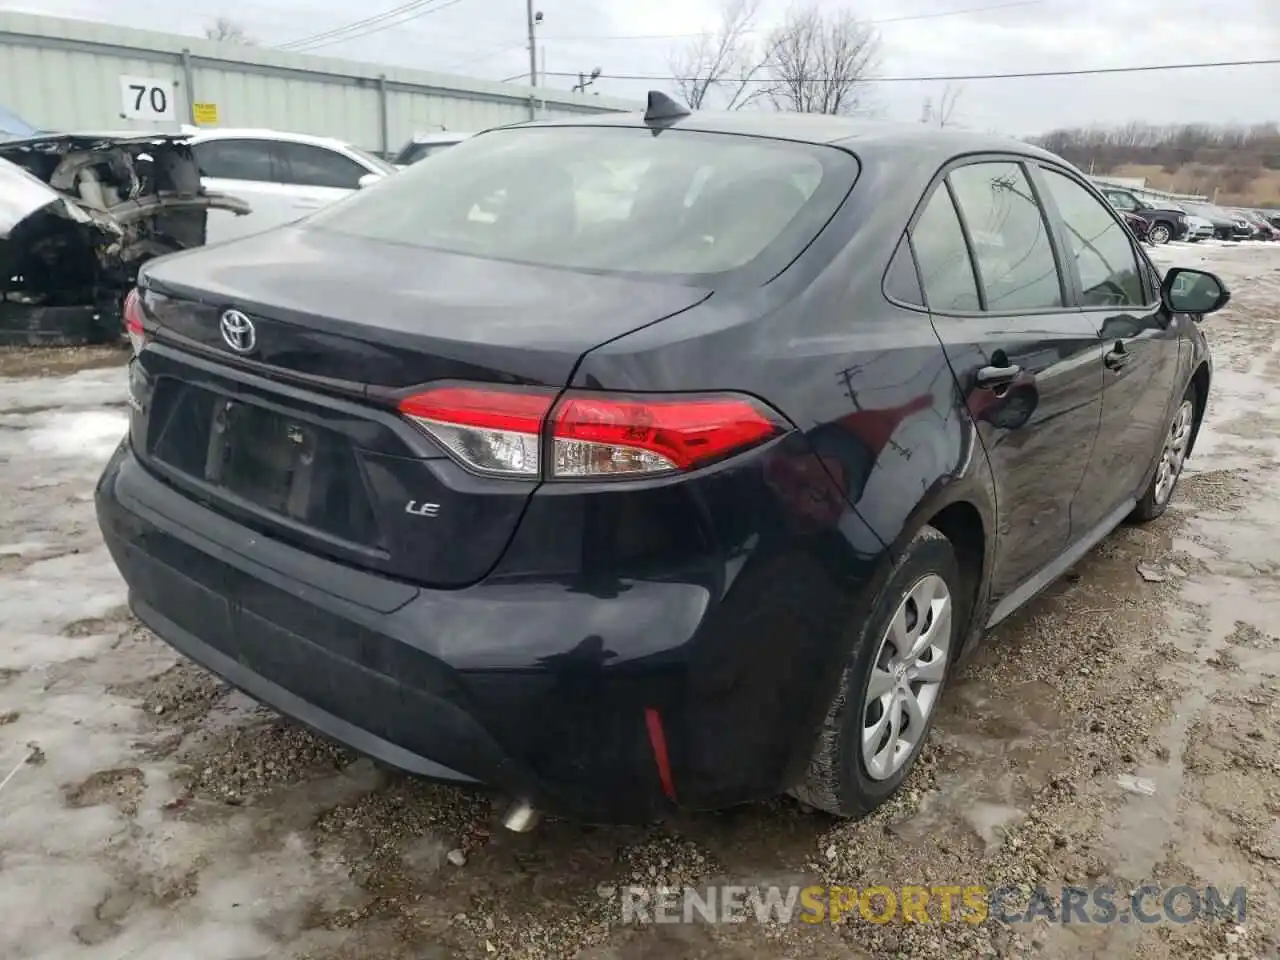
[219,309,256,354]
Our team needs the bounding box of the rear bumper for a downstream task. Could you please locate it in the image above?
[96,440,847,822]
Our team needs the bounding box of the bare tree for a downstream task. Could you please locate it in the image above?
[920,83,964,127]
[669,0,767,111]
[205,16,256,44]
[762,5,880,116]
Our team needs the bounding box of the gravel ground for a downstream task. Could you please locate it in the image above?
[1,240,1278,960]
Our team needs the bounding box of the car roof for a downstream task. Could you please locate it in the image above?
[182,126,356,150]
[506,110,1064,165]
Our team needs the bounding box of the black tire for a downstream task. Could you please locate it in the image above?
[0,303,98,347]
[790,526,962,817]
[1149,222,1172,245]
[1129,383,1197,524]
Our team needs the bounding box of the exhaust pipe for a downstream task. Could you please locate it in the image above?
[501,799,541,833]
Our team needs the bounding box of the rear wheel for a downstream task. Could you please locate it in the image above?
[1129,385,1196,524]
[790,526,960,817]
[1149,222,1172,244]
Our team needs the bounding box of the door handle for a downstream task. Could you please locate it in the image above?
[1104,344,1131,371]
[976,364,1021,386]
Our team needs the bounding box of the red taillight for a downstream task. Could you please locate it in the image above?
[550,393,783,477]
[123,287,149,356]
[397,385,786,480]
[399,386,555,478]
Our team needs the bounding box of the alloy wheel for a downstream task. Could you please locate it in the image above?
[1150,223,1171,244]
[1154,400,1194,505]
[861,573,952,781]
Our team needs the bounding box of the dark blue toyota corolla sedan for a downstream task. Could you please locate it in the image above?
[97,93,1228,826]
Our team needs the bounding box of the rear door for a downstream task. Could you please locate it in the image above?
[910,157,1105,608]
[1035,165,1184,533]
[273,141,371,216]
[192,137,298,244]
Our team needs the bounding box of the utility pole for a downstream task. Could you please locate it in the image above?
[526,0,538,87]
[525,1,541,120]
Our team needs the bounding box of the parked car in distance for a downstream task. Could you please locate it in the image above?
[0,131,248,343]
[1236,209,1277,240]
[1217,209,1252,239]
[183,128,396,245]
[1098,187,1187,243]
[1121,210,1152,244]
[391,131,473,167]
[101,97,1228,827]
[1180,201,1238,240]
[1172,207,1216,242]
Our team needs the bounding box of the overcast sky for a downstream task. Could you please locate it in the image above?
[9,0,1280,135]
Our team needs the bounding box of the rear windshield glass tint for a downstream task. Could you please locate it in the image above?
[306,126,857,283]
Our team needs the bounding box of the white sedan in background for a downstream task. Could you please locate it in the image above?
[182,128,395,245]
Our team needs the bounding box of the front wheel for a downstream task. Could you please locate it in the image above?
[1129,385,1196,524]
[789,526,961,817]
[1149,222,1172,244]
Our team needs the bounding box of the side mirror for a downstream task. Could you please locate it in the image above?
[357,172,383,190]
[1161,267,1230,319]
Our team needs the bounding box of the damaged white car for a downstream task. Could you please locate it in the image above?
[0,131,249,345]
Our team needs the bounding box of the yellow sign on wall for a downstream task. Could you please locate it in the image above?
[192,102,219,125]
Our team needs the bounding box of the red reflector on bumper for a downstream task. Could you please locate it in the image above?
[644,706,677,802]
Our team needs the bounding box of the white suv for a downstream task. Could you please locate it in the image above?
[184,128,396,245]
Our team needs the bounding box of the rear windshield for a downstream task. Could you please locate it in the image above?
[306,125,858,283]
[393,140,462,165]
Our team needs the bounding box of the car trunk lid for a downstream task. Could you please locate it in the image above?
[132,226,711,587]
[142,225,710,388]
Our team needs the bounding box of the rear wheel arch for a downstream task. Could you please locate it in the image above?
[925,500,987,653]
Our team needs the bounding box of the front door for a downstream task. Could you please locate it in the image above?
[910,159,1105,605]
[272,141,368,221]
[1036,167,1184,533]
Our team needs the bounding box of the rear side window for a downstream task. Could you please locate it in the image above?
[193,139,277,182]
[947,162,1063,311]
[276,142,369,190]
[884,235,924,306]
[1040,169,1146,308]
[304,126,859,284]
[910,186,981,312]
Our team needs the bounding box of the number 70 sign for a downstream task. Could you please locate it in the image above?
[119,75,177,122]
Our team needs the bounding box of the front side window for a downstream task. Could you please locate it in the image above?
[275,142,370,190]
[304,126,859,283]
[1040,169,1146,308]
[947,162,1063,311]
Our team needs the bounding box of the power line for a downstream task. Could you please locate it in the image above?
[278,0,1043,61]
[278,0,435,50]
[542,57,1280,85]
[279,0,470,52]
[536,0,1048,43]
